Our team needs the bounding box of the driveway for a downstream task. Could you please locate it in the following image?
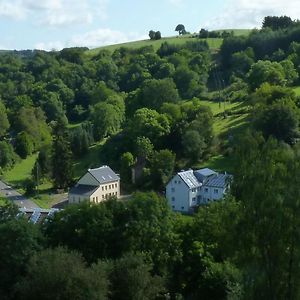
[0,180,40,209]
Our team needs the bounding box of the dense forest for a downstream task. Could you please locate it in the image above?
[2,15,300,299]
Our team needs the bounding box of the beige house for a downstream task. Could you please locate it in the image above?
[68,166,120,204]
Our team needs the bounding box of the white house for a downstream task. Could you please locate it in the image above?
[68,166,120,204]
[166,168,232,213]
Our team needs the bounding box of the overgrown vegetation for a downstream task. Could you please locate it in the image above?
[2,14,300,299]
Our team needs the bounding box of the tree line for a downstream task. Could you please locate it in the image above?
[0,36,213,192]
[2,132,300,300]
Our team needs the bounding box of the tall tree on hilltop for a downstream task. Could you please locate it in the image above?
[175,24,186,35]
[52,120,74,189]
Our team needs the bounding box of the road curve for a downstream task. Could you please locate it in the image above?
[0,180,40,209]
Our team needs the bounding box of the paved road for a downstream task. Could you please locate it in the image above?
[0,180,40,209]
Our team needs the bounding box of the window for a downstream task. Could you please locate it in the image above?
[171,187,175,193]
[181,206,185,210]
[115,183,117,188]
[109,185,111,189]
[172,205,175,209]
[197,187,201,192]
[96,196,98,202]
[102,195,104,199]
[174,180,177,184]
[214,189,218,194]
[192,197,196,202]
[205,188,208,193]
[197,195,201,204]
[105,186,107,190]
[178,180,181,184]
[192,188,196,192]
[172,197,175,202]
[102,186,104,191]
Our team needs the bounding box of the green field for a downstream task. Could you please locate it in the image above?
[196,154,236,173]
[214,113,249,136]
[3,154,38,189]
[196,99,251,173]
[216,29,252,36]
[200,100,242,116]
[197,99,250,136]
[86,29,251,57]
[87,36,223,56]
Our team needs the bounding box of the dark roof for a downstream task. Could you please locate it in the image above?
[204,174,232,188]
[69,184,99,196]
[194,168,217,183]
[88,166,119,184]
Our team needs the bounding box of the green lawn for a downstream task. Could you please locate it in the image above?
[293,86,300,96]
[196,154,236,174]
[3,154,38,189]
[197,99,250,137]
[216,29,252,36]
[0,197,7,206]
[86,36,223,56]
[214,113,250,136]
[67,122,82,129]
[196,99,251,174]
[32,192,67,209]
[200,100,242,116]
[73,140,105,179]
[2,140,103,183]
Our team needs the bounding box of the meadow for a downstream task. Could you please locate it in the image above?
[86,29,251,56]
[87,36,223,56]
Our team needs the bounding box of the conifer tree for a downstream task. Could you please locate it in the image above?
[52,120,74,189]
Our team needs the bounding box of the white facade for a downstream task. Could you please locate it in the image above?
[68,166,120,205]
[166,174,191,212]
[166,168,231,213]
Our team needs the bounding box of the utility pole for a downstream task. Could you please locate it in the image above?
[36,162,39,197]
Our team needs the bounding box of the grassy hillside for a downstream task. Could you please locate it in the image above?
[194,99,250,173]
[87,36,222,56]
[86,29,251,57]
[215,29,252,36]
[3,154,38,188]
